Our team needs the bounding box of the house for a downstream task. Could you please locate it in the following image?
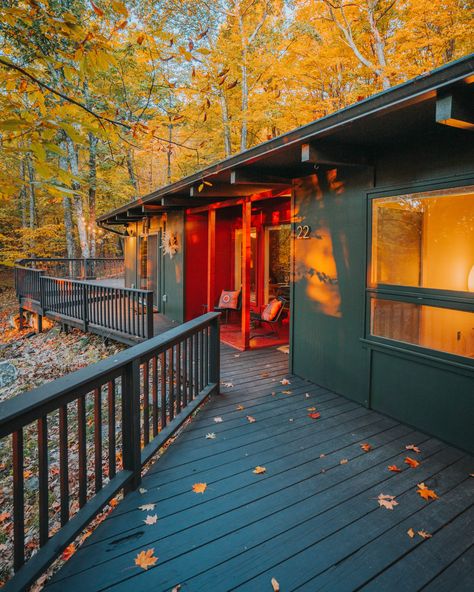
[102,54,473,455]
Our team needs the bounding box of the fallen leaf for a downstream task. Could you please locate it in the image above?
[377,493,398,510]
[214,417,223,423]
[271,577,280,591]
[221,382,233,388]
[406,444,421,453]
[253,466,266,474]
[340,458,348,464]
[282,390,292,395]
[143,514,158,525]
[172,586,182,592]
[361,443,372,452]
[388,465,402,472]
[246,415,256,423]
[192,482,207,493]
[109,497,119,508]
[139,503,155,511]
[305,393,310,398]
[308,412,321,419]
[407,528,415,538]
[320,453,326,458]
[205,432,216,439]
[134,548,158,570]
[260,372,270,378]
[405,457,420,468]
[23,470,33,479]
[307,407,317,411]
[62,543,75,561]
[234,354,240,358]
[417,530,432,539]
[236,405,245,410]
[280,378,291,385]
[417,483,438,501]
[0,512,10,522]
[139,487,147,494]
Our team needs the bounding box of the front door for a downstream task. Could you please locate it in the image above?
[139,233,160,309]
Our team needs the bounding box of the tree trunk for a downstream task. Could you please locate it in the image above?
[239,11,249,152]
[127,149,138,195]
[26,154,36,229]
[59,147,76,260]
[88,132,98,258]
[19,158,27,228]
[64,134,90,258]
[367,1,390,90]
[219,90,232,157]
[167,123,172,184]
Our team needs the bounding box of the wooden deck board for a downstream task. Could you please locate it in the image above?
[45,345,474,592]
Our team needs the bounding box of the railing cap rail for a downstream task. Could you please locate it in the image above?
[0,312,220,436]
[41,275,153,294]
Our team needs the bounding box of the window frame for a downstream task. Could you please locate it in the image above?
[365,177,474,367]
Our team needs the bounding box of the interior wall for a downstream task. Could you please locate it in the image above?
[185,213,208,320]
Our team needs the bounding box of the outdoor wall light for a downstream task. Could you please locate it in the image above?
[468,265,474,292]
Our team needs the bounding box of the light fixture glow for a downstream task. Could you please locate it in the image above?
[468,265,474,292]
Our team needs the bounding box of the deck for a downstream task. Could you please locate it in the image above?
[45,346,474,592]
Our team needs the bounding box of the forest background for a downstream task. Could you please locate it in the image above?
[0,0,472,264]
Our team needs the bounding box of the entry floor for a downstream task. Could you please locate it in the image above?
[221,318,290,350]
[46,346,474,591]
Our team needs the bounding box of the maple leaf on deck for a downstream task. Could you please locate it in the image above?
[139,503,155,511]
[377,494,398,510]
[139,487,147,494]
[340,458,348,465]
[404,457,420,468]
[143,514,158,525]
[213,416,223,423]
[205,432,216,439]
[172,586,182,592]
[246,415,256,423]
[360,443,372,452]
[308,412,321,419]
[417,530,432,539]
[271,577,280,591]
[192,482,207,493]
[253,466,266,474]
[236,405,245,410]
[307,407,317,412]
[280,378,291,385]
[407,528,415,538]
[109,498,118,508]
[221,382,233,388]
[406,444,421,453]
[0,512,11,522]
[61,543,76,561]
[388,465,402,472]
[281,390,292,395]
[417,483,438,501]
[134,548,158,570]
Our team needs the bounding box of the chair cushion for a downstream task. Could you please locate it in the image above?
[217,290,240,310]
[261,299,283,321]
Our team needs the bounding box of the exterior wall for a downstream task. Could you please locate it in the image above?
[185,213,208,321]
[161,210,185,323]
[291,126,474,453]
[124,223,138,288]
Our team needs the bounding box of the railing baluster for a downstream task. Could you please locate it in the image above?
[168,346,175,420]
[143,360,150,446]
[183,337,188,406]
[59,405,69,526]
[38,415,49,546]
[160,351,167,428]
[176,342,182,412]
[199,329,204,392]
[77,395,87,507]
[107,381,116,479]
[12,429,25,571]
[152,356,158,437]
[94,387,102,492]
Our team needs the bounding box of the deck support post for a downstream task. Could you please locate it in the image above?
[241,198,251,350]
[145,291,154,339]
[207,209,216,312]
[122,358,142,493]
[18,306,24,330]
[209,314,220,393]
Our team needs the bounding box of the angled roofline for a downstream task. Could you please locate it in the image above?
[98,53,474,223]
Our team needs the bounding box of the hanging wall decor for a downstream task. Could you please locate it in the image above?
[162,230,179,258]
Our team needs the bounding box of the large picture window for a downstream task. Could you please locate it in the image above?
[369,184,474,360]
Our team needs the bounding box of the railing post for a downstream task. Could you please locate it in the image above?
[209,314,220,393]
[39,273,45,313]
[82,283,88,332]
[146,291,154,340]
[122,359,142,493]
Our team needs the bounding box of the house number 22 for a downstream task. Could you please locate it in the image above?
[296,225,311,239]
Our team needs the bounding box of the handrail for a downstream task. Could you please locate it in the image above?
[0,312,220,591]
[15,258,125,281]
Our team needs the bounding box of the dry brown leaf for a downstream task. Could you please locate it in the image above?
[417,483,438,501]
[280,378,291,385]
[308,412,321,419]
[407,528,415,538]
[134,548,158,570]
[247,415,256,423]
[404,457,420,468]
[172,586,182,592]
[406,444,421,453]
[282,390,292,395]
[377,493,398,510]
[0,512,11,522]
[271,577,280,591]
[205,432,216,439]
[388,465,402,472]
[340,458,348,465]
[417,530,432,539]
[192,482,207,494]
[253,466,266,474]
[61,543,76,561]
[143,514,158,525]
[361,443,372,452]
[307,407,317,411]
[214,416,223,423]
[139,503,155,511]
[236,405,245,410]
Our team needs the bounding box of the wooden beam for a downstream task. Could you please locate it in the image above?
[207,209,216,312]
[301,142,370,167]
[241,199,252,350]
[161,197,220,207]
[190,183,281,198]
[436,91,474,130]
[230,169,291,186]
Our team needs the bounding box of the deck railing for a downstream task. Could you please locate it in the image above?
[15,264,153,343]
[17,257,124,280]
[0,312,220,592]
